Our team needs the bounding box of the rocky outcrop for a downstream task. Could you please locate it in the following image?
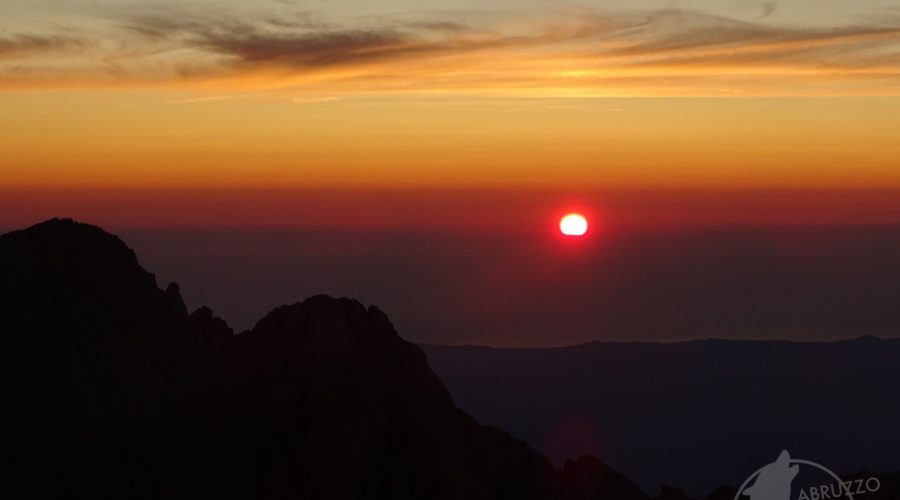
[2,219,648,500]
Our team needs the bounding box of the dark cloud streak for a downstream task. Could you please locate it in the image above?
[116,7,900,74]
[3,5,900,89]
[0,33,86,60]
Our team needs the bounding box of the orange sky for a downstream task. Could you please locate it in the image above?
[2,93,900,191]
[2,0,900,228]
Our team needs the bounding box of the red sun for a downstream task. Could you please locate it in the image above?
[559,213,588,236]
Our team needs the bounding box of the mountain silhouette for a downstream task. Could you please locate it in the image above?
[2,219,649,500]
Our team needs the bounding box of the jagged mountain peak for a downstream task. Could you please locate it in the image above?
[2,219,647,500]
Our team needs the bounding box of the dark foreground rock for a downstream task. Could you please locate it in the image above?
[1,219,649,500]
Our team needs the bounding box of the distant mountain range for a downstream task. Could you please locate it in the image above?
[423,336,900,496]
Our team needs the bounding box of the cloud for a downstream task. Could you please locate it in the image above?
[2,6,900,95]
[598,10,900,68]
[122,8,900,73]
[164,95,236,104]
[205,30,436,68]
[0,34,86,60]
[292,96,343,103]
[118,11,501,70]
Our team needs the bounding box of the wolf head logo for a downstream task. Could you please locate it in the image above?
[742,450,800,500]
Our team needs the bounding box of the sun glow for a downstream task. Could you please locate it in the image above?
[559,213,588,236]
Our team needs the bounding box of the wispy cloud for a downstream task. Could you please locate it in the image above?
[164,95,236,104]
[2,6,900,95]
[118,11,503,70]
[0,34,86,59]
[292,96,343,104]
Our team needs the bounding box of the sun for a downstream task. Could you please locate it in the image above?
[559,213,588,236]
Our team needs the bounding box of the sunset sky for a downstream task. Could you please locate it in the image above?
[3,0,900,192]
[3,0,900,344]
